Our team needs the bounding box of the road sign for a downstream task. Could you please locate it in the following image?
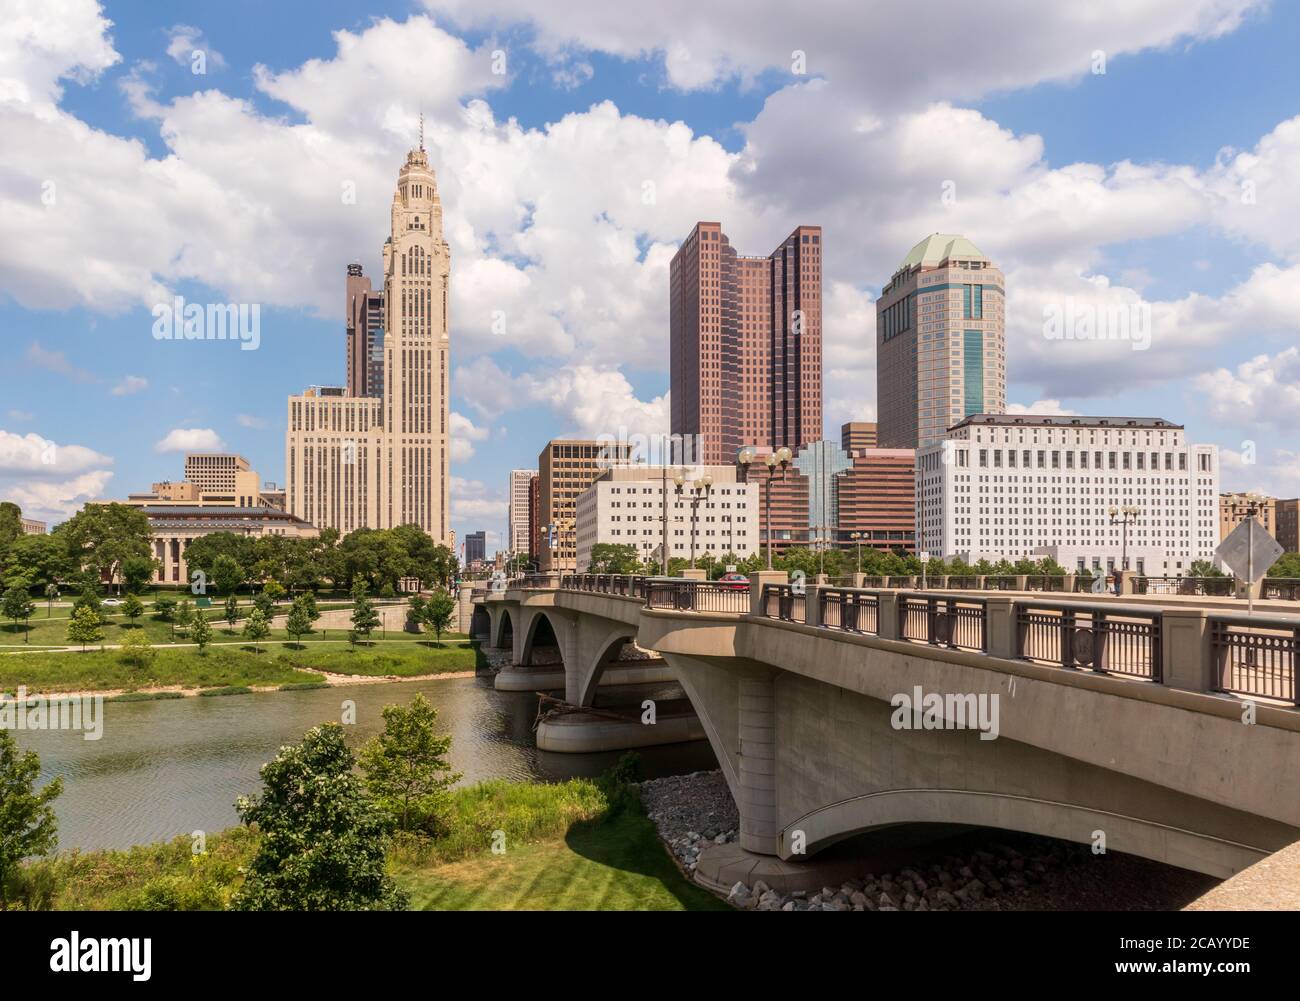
[196,597,212,609]
[919,552,931,563]
[1215,517,1283,584]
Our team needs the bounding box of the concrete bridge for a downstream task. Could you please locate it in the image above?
[472,573,1300,883]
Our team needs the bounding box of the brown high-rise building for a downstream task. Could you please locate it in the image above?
[537,439,632,571]
[346,263,386,399]
[840,421,878,455]
[1276,498,1299,553]
[670,222,822,465]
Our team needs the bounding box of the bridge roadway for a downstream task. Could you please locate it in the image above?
[473,573,1300,881]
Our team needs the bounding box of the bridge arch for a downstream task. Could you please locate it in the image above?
[572,625,641,707]
[488,604,515,650]
[781,788,1264,878]
[520,608,568,667]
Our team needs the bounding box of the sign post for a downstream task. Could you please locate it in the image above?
[1215,516,1283,617]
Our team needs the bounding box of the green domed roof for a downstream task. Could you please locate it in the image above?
[900,233,987,269]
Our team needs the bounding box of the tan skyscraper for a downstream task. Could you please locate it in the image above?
[286,142,452,542]
[876,234,1005,449]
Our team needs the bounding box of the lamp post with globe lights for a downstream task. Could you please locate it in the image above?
[739,445,793,570]
[674,470,713,569]
[1109,504,1142,573]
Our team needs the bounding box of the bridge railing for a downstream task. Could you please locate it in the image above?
[1262,579,1300,601]
[897,595,987,652]
[1015,600,1162,681]
[761,583,806,623]
[1210,614,1300,705]
[645,579,750,614]
[819,587,879,635]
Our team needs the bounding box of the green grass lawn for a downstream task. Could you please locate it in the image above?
[399,807,729,911]
[0,601,368,648]
[0,638,480,694]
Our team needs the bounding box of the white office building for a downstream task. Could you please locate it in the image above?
[507,468,536,555]
[916,415,1219,575]
[575,465,759,571]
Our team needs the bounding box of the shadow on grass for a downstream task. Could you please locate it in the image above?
[562,800,731,912]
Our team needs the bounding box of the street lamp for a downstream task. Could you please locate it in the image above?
[850,531,864,574]
[1108,504,1141,572]
[739,445,792,570]
[674,470,713,568]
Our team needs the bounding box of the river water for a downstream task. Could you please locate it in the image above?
[13,676,717,852]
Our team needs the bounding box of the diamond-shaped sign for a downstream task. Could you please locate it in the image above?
[1215,517,1283,583]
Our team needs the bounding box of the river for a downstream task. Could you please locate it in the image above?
[13,676,717,852]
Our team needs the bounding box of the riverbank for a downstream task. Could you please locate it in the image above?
[10,775,726,912]
[638,770,1220,911]
[0,638,481,699]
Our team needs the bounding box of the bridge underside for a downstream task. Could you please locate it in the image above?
[663,653,1295,878]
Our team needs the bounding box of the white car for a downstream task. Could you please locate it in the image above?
[102,598,124,607]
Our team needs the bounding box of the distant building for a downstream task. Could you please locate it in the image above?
[575,464,759,571]
[20,517,46,535]
[840,421,878,454]
[527,473,541,568]
[1220,492,1277,543]
[465,531,486,566]
[1277,498,1299,553]
[507,469,536,555]
[916,415,1219,575]
[670,221,822,464]
[142,506,318,585]
[877,234,1006,449]
[118,454,269,510]
[537,439,631,571]
[346,263,386,399]
[738,442,915,557]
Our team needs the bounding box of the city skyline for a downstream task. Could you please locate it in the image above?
[4,2,1300,557]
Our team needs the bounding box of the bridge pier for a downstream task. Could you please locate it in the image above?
[738,672,779,855]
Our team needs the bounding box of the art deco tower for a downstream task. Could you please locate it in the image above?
[286,141,453,544]
[381,143,451,541]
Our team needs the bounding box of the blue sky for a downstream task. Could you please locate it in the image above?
[3,0,1300,553]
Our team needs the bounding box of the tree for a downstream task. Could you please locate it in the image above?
[224,594,240,633]
[152,596,177,639]
[44,583,59,619]
[191,615,213,654]
[73,586,103,623]
[122,593,145,628]
[0,731,63,909]
[212,554,244,597]
[66,606,103,652]
[422,590,456,647]
[285,598,313,648]
[242,609,270,654]
[263,580,286,604]
[358,694,460,834]
[1,583,35,643]
[119,630,155,669]
[175,599,195,637]
[231,723,408,911]
[0,502,22,557]
[54,503,152,593]
[350,583,380,644]
[120,554,158,594]
[587,543,641,574]
[406,595,426,634]
[252,591,275,619]
[3,534,73,593]
[1189,560,1227,578]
